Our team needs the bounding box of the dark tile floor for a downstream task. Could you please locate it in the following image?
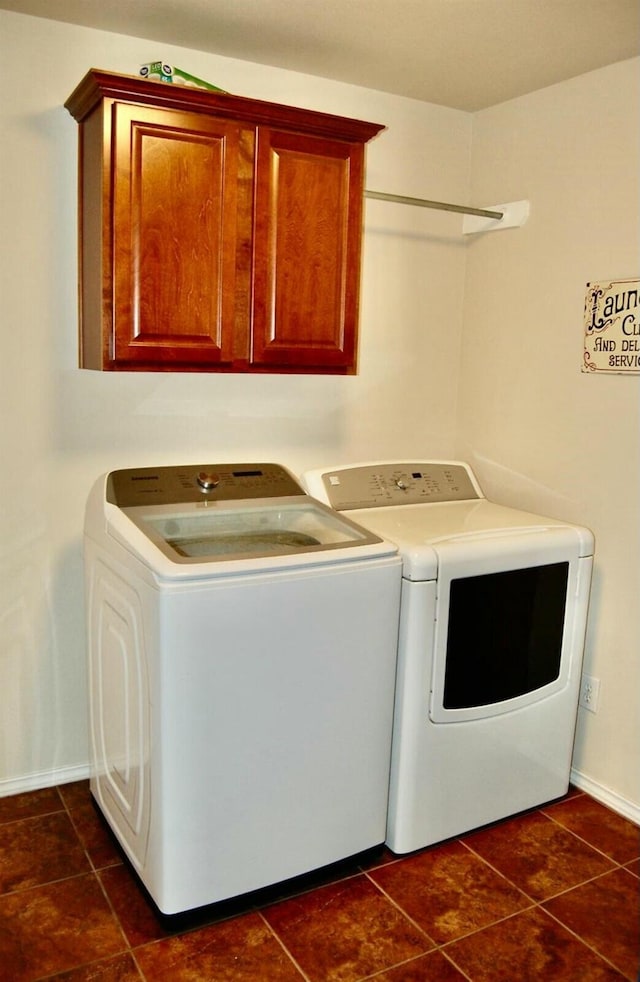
[0,782,637,981]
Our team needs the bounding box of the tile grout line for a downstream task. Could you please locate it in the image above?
[540,901,632,980]
[0,786,67,829]
[356,947,476,982]
[458,823,622,904]
[361,868,439,948]
[93,864,137,960]
[257,908,313,982]
[0,807,66,834]
[538,864,637,903]
[57,783,138,972]
[540,808,640,867]
[359,863,549,980]
[130,949,146,981]
[434,904,632,981]
[0,867,99,901]
[58,787,102,877]
[362,835,632,976]
[68,787,141,982]
[431,900,540,954]
[453,836,636,979]
[457,836,542,906]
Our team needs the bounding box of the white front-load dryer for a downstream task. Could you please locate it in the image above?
[84,462,402,913]
[303,461,594,853]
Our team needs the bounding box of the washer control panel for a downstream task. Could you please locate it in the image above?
[107,463,306,506]
[312,462,482,510]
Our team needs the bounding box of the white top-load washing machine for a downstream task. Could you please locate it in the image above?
[303,461,594,853]
[84,462,402,914]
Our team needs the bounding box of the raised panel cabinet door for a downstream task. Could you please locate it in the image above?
[111,103,251,368]
[252,128,366,373]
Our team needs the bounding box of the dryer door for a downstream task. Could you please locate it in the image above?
[429,527,587,723]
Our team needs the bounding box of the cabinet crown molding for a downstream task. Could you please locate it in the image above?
[65,68,385,143]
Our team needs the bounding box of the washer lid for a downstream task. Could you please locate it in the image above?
[119,496,388,566]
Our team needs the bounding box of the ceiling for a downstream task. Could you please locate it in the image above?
[2,0,639,110]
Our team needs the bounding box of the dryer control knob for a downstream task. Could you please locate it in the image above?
[396,480,408,490]
[197,471,220,491]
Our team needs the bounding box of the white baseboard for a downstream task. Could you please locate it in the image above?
[1,763,638,830]
[0,763,91,798]
[570,766,640,826]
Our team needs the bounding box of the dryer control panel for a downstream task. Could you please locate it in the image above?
[107,463,306,506]
[307,461,482,510]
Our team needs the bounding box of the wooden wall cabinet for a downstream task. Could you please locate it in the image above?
[65,70,383,373]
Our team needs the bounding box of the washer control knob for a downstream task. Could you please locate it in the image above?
[197,471,220,491]
[396,479,408,490]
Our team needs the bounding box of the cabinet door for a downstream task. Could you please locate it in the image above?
[111,103,252,368]
[251,129,366,373]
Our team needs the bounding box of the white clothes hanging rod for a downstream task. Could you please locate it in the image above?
[364,189,504,221]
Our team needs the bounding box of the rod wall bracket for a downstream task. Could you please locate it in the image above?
[463,199,530,234]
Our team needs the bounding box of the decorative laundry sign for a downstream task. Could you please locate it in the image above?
[583,278,640,374]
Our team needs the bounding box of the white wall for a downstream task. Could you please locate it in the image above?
[0,11,471,790]
[458,58,640,817]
